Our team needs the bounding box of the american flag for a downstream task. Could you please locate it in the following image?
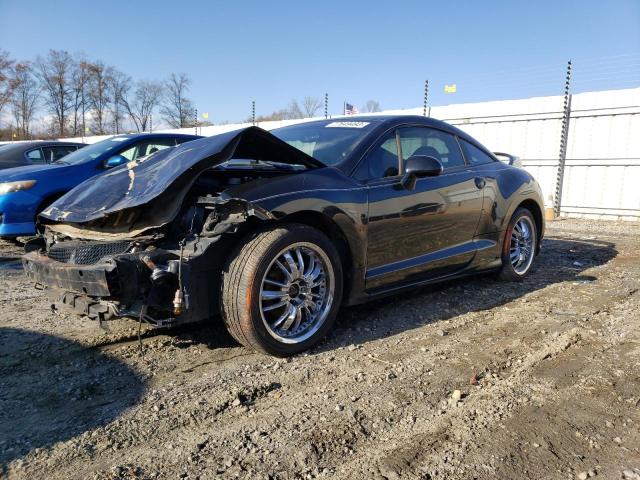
[344,102,358,115]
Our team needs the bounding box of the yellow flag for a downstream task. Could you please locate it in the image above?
[444,84,457,93]
[202,112,209,119]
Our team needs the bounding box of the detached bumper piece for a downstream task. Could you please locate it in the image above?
[58,291,115,319]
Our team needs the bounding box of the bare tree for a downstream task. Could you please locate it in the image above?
[36,49,73,136]
[161,73,195,128]
[86,61,113,134]
[362,99,381,113]
[285,99,303,119]
[71,57,90,136]
[302,96,322,118]
[121,80,163,132]
[11,62,40,139]
[109,69,131,134]
[0,50,15,119]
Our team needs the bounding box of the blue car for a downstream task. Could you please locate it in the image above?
[0,133,201,237]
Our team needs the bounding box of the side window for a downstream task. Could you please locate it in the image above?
[359,130,399,180]
[398,127,466,170]
[118,143,139,161]
[141,139,176,157]
[460,140,495,166]
[42,146,77,162]
[25,148,44,164]
[119,139,177,161]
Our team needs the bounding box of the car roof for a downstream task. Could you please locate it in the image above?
[297,115,477,142]
[283,115,490,172]
[109,133,202,140]
[0,140,87,152]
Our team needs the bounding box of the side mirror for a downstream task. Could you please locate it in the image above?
[400,155,443,190]
[104,154,128,169]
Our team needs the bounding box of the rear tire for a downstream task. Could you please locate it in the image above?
[498,207,537,282]
[220,224,343,356]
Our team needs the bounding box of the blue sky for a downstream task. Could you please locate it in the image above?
[1,0,639,123]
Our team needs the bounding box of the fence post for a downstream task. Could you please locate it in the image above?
[324,93,328,119]
[554,60,572,216]
[423,80,429,116]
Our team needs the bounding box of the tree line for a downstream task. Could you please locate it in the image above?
[0,49,382,141]
[0,49,197,140]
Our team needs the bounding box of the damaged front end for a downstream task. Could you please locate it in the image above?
[22,127,320,326]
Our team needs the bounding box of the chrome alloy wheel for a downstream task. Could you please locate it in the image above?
[259,242,335,344]
[510,216,536,275]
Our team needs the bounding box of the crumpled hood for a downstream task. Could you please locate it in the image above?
[41,127,323,230]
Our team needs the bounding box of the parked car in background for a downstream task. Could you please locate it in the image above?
[23,116,545,356]
[0,141,86,169]
[0,133,201,237]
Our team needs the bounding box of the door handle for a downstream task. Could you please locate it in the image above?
[474,177,486,189]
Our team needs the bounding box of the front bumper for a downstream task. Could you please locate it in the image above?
[23,243,217,325]
[0,220,36,237]
[23,252,115,297]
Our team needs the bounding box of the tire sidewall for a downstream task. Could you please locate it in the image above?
[502,208,537,280]
[246,226,343,356]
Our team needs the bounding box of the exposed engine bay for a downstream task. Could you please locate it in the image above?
[23,127,321,326]
[25,165,296,325]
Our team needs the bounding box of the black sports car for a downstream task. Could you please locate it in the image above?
[23,116,544,356]
[0,141,86,169]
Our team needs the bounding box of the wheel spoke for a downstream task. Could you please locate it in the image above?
[283,251,300,278]
[264,278,287,289]
[263,300,288,312]
[262,290,287,300]
[272,303,295,328]
[304,251,316,277]
[290,306,303,331]
[275,260,293,282]
[281,305,300,331]
[514,222,523,237]
[307,263,323,282]
[296,248,305,275]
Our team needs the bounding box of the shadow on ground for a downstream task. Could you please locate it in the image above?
[0,328,146,471]
[317,236,618,351]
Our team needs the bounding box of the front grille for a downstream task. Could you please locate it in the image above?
[48,240,131,265]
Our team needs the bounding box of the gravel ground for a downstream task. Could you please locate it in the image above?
[1,218,639,480]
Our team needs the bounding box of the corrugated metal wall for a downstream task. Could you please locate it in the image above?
[8,87,639,220]
[433,88,640,220]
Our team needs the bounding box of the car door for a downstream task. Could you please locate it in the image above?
[363,126,485,290]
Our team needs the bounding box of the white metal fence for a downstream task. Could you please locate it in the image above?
[6,87,640,220]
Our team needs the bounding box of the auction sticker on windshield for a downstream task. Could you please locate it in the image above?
[325,122,370,128]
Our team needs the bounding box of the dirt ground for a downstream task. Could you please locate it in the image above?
[0,218,639,480]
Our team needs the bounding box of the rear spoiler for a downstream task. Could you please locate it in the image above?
[493,152,522,168]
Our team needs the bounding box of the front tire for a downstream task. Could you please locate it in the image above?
[220,224,343,356]
[498,207,538,282]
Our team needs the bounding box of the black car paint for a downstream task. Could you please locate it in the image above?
[23,116,544,325]
[0,141,86,169]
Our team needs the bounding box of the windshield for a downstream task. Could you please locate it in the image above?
[271,120,380,165]
[55,136,132,165]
